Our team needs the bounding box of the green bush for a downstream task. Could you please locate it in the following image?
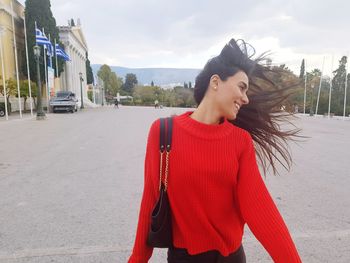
[87,90,93,101]
[121,100,134,106]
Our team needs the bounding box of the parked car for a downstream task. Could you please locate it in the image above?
[0,102,11,117]
[49,91,78,113]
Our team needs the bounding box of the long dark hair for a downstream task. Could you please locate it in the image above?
[194,39,301,175]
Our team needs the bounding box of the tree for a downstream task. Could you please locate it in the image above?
[332,56,347,93]
[1,79,39,110]
[189,81,192,89]
[133,85,157,105]
[173,86,195,107]
[299,59,305,79]
[122,73,138,94]
[303,69,322,114]
[163,89,176,107]
[0,79,17,100]
[109,72,120,97]
[97,64,121,98]
[23,0,64,83]
[260,65,303,112]
[131,85,195,108]
[85,52,94,84]
[184,82,188,89]
[331,56,350,115]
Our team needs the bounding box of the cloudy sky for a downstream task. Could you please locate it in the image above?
[19,0,349,75]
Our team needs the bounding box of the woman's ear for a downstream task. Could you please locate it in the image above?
[209,75,220,90]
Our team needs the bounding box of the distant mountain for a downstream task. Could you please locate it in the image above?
[91,64,201,87]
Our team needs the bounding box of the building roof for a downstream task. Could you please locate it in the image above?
[58,25,88,50]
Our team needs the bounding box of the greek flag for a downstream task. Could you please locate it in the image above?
[55,44,70,61]
[35,28,53,56]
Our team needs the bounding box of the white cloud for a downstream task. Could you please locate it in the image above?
[17,0,350,76]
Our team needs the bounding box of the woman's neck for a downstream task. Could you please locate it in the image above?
[190,100,222,125]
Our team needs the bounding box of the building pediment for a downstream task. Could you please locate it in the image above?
[72,27,88,50]
[58,25,88,52]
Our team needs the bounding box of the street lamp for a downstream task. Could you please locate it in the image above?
[33,45,46,120]
[79,72,84,109]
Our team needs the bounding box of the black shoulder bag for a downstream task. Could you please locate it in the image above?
[147,117,173,248]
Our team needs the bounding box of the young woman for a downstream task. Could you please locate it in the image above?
[128,39,302,263]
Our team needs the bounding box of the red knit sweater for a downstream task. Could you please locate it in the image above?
[128,111,301,262]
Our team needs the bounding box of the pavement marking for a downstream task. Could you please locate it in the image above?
[1,229,350,260]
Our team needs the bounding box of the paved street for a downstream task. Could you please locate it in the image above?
[0,106,350,262]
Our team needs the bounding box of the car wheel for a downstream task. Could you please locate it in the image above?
[0,110,5,117]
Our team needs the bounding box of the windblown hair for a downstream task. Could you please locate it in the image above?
[194,39,301,175]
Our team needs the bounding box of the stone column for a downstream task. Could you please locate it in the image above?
[72,48,77,95]
[81,53,87,98]
[69,45,75,94]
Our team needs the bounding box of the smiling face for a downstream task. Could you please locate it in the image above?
[214,71,249,121]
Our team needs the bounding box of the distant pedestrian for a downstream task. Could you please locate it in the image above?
[128,39,302,263]
[114,99,119,109]
[294,104,299,113]
[154,99,159,109]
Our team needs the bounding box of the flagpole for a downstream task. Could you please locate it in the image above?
[0,28,9,120]
[42,28,49,113]
[328,55,334,118]
[11,1,22,118]
[43,46,49,113]
[315,56,325,116]
[343,53,349,119]
[48,34,53,68]
[303,59,307,114]
[35,21,39,114]
[23,10,33,117]
[48,33,53,99]
[54,39,58,78]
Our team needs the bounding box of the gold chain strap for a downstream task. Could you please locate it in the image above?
[159,119,171,192]
[164,149,170,192]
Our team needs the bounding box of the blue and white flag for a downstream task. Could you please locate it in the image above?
[55,44,70,61]
[35,28,53,56]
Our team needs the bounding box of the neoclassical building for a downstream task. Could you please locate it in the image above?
[58,20,89,104]
[0,0,25,82]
